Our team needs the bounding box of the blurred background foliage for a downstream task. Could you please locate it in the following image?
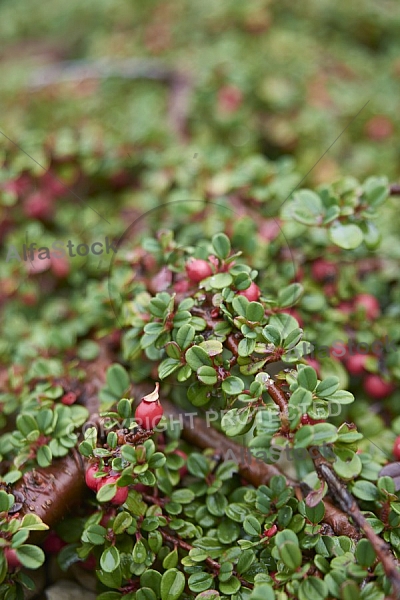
[0,0,399,181]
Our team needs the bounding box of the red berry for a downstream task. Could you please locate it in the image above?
[311,259,337,282]
[346,354,368,376]
[365,115,394,141]
[61,391,77,405]
[354,294,380,320]
[135,399,164,430]
[174,279,190,294]
[98,476,128,505]
[363,374,395,399]
[264,524,278,538]
[238,282,261,302]
[338,301,353,315]
[393,436,400,461]
[43,530,66,553]
[23,192,53,220]
[217,85,243,113]
[5,547,21,570]
[80,553,97,571]
[85,464,100,492]
[185,259,213,283]
[301,414,324,425]
[51,255,70,278]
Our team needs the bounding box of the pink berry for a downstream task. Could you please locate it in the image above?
[393,436,400,461]
[238,282,261,302]
[338,301,353,315]
[354,294,380,320]
[217,85,243,113]
[311,259,337,282]
[305,358,320,375]
[185,259,213,283]
[81,554,97,571]
[23,192,53,220]
[61,391,77,405]
[301,414,324,425]
[346,354,368,376]
[98,476,128,505]
[135,399,164,430]
[43,530,66,553]
[85,464,100,492]
[51,255,70,278]
[363,374,395,399]
[262,524,277,538]
[5,547,21,570]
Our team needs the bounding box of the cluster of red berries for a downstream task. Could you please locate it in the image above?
[4,547,21,570]
[85,464,129,505]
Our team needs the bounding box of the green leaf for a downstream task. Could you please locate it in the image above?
[171,489,195,504]
[355,539,376,567]
[262,325,281,346]
[297,367,317,391]
[278,283,303,308]
[185,346,212,370]
[133,539,147,563]
[219,576,241,595]
[298,577,328,600]
[352,481,379,502]
[363,176,388,208]
[243,515,261,536]
[36,445,52,467]
[305,501,325,524]
[15,545,45,569]
[312,423,338,445]
[207,273,233,289]
[0,490,14,512]
[212,233,231,259]
[159,358,181,379]
[187,453,209,478]
[11,529,29,548]
[222,376,244,396]
[106,364,130,397]
[140,570,162,596]
[198,340,223,357]
[278,540,302,570]
[100,547,120,573]
[329,223,363,249]
[232,296,249,317]
[188,572,214,593]
[136,590,156,600]
[249,584,275,600]
[290,189,324,225]
[97,483,117,503]
[161,568,186,600]
[315,377,339,398]
[176,324,196,350]
[197,365,217,385]
[113,511,133,535]
[16,414,38,437]
[333,452,362,479]
[246,302,264,322]
[238,337,256,357]
[20,514,48,531]
[117,398,131,418]
[221,408,252,437]
[289,387,312,410]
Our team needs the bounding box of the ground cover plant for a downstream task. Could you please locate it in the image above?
[1,2,400,600]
